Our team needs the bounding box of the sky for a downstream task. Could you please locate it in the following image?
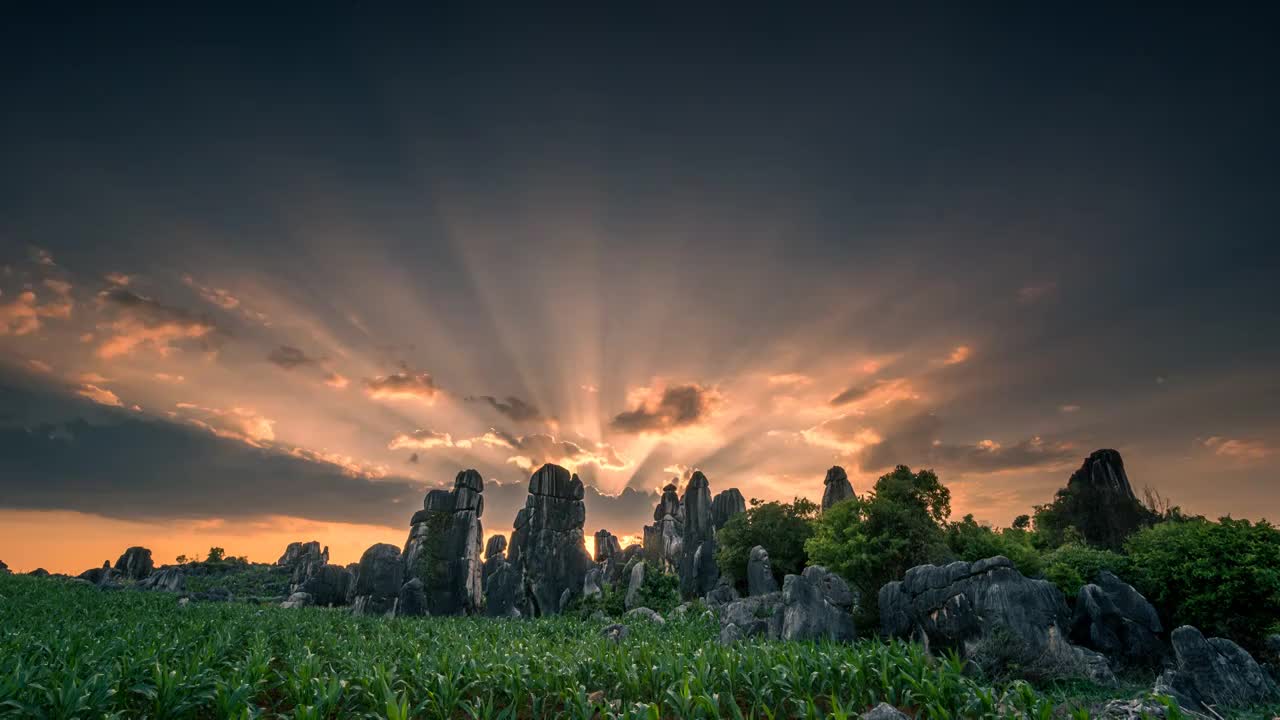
[2,6,1278,573]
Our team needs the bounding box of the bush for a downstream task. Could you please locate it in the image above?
[946,514,1043,577]
[716,497,818,591]
[1039,544,1130,597]
[1125,516,1280,652]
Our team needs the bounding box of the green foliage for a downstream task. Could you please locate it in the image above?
[184,561,290,599]
[1040,544,1131,597]
[205,546,226,562]
[1125,516,1280,651]
[634,569,681,615]
[0,573,1092,718]
[715,497,818,590]
[806,465,952,624]
[945,515,1043,577]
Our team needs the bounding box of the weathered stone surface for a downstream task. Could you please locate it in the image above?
[482,535,507,588]
[300,564,353,607]
[593,529,621,562]
[747,545,779,596]
[1071,571,1165,669]
[603,543,642,586]
[711,488,746,531]
[114,546,154,580]
[402,469,485,615]
[625,560,646,610]
[1154,625,1278,714]
[719,623,745,645]
[138,567,186,593]
[281,591,312,609]
[0,560,9,575]
[277,541,326,568]
[720,592,783,640]
[861,703,909,720]
[880,556,1115,684]
[705,575,741,606]
[680,471,719,598]
[643,481,685,570]
[78,562,123,588]
[28,568,49,578]
[821,466,855,511]
[506,464,592,615]
[350,543,404,617]
[803,565,855,611]
[782,570,855,642]
[625,606,665,624]
[601,623,629,643]
[583,566,604,600]
[1052,449,1157,549]
[396,578,428,617]
[483,558,522,618]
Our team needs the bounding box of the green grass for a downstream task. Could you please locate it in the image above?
[0,573,1257,719]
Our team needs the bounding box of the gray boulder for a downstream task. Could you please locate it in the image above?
[747,545,779,596]
[114,546,154,580]
[861,703,909,720]
[782,569,855,642]
[281,591,313,609]
[880,556,1115,684]
[396,577,428,617]
[138,567,186,593]
[0,559,9,575]
[803,565,855,611]
[679,471,719,598]
[711,488,746,531]
[821,466,855,511]
[300,564,353,607]
[277,540,326,568]
[506,464,593,615]
[78,561,123,588]
[718,623,745,645]
[583,566,604,600]
[705,574,741,606]
[1154,625,1278,714]
[625,606,665,624]
[625,560,646,610]
[601,623,629,643]
[1071,571,1165,669]
[28,568,50,578]
[483,557,522,618]
[642,482,684,571]
[719,592,783,640]
[594,529,621,562]
[350,543,404,617]
[402,469,486,615]
[482,534,507,588]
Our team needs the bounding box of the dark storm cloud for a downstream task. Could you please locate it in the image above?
[465,394,546,423]
[830,384,875,406]
[609,383,719,435]
[267,345,321,369]
[0,382,421,525]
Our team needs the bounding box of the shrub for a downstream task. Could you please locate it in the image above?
[1039,544,1130,597]
[946,514,1043,577]
[715,497,818,590]
[1125,516,1280,651]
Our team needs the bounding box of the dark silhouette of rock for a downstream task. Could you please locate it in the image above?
[402,469,486,615]
[1154,626,1278,714]
[718,592,783,643]
[821,466,855,511]
[747,545,779,596]
[28,568,49,578]
[705,575,740,606]
[483,558,522,618]
[603,543,642,586]
[711,488,746,530]
[782,568,855,642]
[594,529,621,562]
[0,560,9,575]
[300,564,353,607]
[680,471,719,598]
[396,577,428,617]
[506,463,592,615]
[350,543,404,617]
[78,561,123,588]
[482,534,507,588]
[277,540,326,569]
[880,556,1114,683]
[643,481,685,572]
[114,546,154,580]
[1071,571,1165,669]
[138,567,186,592]
[1045,450,1157,549]
[583,566,604,599]
[625,560,646,610]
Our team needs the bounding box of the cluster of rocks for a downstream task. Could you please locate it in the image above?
[717,557,856,644]
[639,470,745,600]
[504,464,594,615]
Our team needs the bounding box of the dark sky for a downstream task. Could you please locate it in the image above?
[1,5,1277,571]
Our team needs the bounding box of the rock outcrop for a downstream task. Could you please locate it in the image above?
[880,556,1114,683]
[78,561,123,588]
[350,543,404,617]
[300,564,353,607]
[402,469,486,615]
[705,575,740,606]
[483,558,522,618]
[281,591,312,609]
[1070,571,1165,669]
[396,577,428,617]
[0,560,9,575]
[643,481,684,571]
[821,466,855,511]
[625,560,646,610]
[861,703,909,720]
[747,545,779,596]
[679,471,719,598]
[28,568,49,578]
[138,567,186,592]
[711,488,746,531]
[114,546,154,580]
[782,567,856,642]
[506,463,592,615]
[482,534,507,588]
[277,541,327,571]
[718,592,783,643]
[593,529,621,563]
[1049,450,1157,549]
[1153,625,1278,714]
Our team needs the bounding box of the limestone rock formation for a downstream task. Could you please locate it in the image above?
[277,541,326,570]
[624,606,665,624]
[1070,571,1165,669]
[484,558,522,618]
[138,567,186,592]
[583,566,604,600]
[625,560,646,610]
[281,591,312,609]
[300,564,353,607]
[747,545,779,596]
[821,466,855,511]
[28,568,49,578]
[680,471,719,598]
[781,567,855,642]
[1154,626,1278,714]
[718,592,783,642]
[603,543,642,586]
[0,560,9,575]
[711,488,746,531]
[1047,450,1157,549]
[642,481,685,572]
[114,546,154,580]
[861,703,909,720]
[350,543,404,617]
[880,556,1115,684]
[594,529,621,562]
[402,470,486,615]
[705,575,740,606]
[396,577,428,617]
[482,534,507,588]
[506,463,592,615]
[78,561,123,588]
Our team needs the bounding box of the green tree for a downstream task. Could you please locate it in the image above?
[945,514,1043,577]
[805,465,952,623]
[1125,516,1280,652]
[715,497,818,590]
[205,547,226,563]
[1039,543,1130,597]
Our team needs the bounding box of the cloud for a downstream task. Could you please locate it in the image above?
[1203,436,1273,462]
[768,373,812,387]
[268,345,321,369]
[943,345,972,365]
[29,247,55,266]
[173,402,275,447]
[104,272,132,286]
[94,288,217,358]
[26,359,53,374]
[609,381,721,434]
[828,377,918,408]
[0,283,73,336]
[1059,404,1081,413]
[407,452,419,464]
[388,429,456,450]
[75,384,122,407]
[453,429,632,473]
[465,394,546,423]
[153,373,185,383]
[324,372,349,389]
[581,384,599,393]
[182,275,270,325]
[363,369,440,403]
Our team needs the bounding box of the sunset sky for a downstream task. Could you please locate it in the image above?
[2,7,1277,573]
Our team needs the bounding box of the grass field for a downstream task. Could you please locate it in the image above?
[0,574,1208,719]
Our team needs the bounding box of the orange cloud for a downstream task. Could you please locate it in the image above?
[364,370,440,403]
[76,383,123,407]
[175,403,275,446]
[610,381,722,435]
[324,372,349,389]
[388,429,456,450]
[1203,436,1273,462]
[95,288,216,358]
[944,345,972,365]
